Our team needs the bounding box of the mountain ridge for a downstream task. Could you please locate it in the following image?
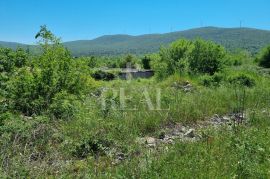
[1,27,270,56]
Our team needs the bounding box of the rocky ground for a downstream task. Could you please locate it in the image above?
[112,112,247,164]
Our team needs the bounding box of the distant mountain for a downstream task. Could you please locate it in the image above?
[1,27,270,56]
[0,41,27,49]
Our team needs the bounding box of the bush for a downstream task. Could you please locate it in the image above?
[119,54,137,68]
[141,56,151,69]
[152,61,169,80]
[4,26,95,116]
[189,39,226,75]
[225,50,251,66]
[72,138,112,158]
[156,39,193,76]
[0,48,28,73]
[257,45,270,68]
[91,70,115,81]
[199,73,224,87]
[228,74,256,87]
[49,91,81,119]
[7,67,42,115]
[168,39,194,74]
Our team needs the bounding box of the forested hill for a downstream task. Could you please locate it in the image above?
[1,27,270,56]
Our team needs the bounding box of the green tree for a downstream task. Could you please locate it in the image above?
[7,26,95,116]
[158,39,193,75]
[0,47,28,100]
[120,54,136,68]
[189,39,225,75]
[150,53,169,79]
[141,55,151,69]
[169,39,194,73]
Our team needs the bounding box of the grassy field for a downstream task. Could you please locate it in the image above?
[1,67,270,178]
[1,27,270,178]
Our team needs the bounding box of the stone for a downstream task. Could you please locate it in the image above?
[172,129,181,136]
[184,129,195,138]
[145,137,156,147]
[179,126,186,133]
[116,152,125,161]
[182,82,193,92]
[211,114,223,124]
[185,83,192,88]
[222,116,230,122]
[163,138,174,144]
[213,114,219,119]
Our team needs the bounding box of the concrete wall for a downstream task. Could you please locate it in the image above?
[119,70,154,80]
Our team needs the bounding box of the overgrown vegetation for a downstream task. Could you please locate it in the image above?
[1,26,270,178]
[257,45,270,68]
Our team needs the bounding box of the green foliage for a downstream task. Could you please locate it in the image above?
[91,70,115,81]
[189,39,226,75]
[0,48,28,73]
[86,56,97,68]
[141,55,151,69]
[35,25,60,45]
[49,91,81,119]
[3,26,95,115]
[228,73,256,87]
[199,73,224,87]
[257,45,270,68]
[167,39,194,74]
[152,39,226,79]
[2,26,270,178]
[72,138,112,159]
[150,39,193,79]
[119,54,137,68]
[150,53,169,79]
[225,50,251,66]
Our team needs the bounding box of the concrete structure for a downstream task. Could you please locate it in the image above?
[118,69,154,80]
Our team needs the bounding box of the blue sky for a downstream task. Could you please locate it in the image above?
[0,0,269,44]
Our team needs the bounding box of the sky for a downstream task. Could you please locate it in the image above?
[0,0,269,44]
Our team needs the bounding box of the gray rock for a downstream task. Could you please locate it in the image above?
[184,129,195,138]
[180,126,186,133]
[116,152,125,161]
[211,114,221,122]
[222,116,230,122]
[145,137,156,147]
[172,130,181,136]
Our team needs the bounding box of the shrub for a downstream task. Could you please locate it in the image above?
[72,138,112,158]
[199,73,224,87]
[157,39,193,76]
[225,50,251,66]
[189,39,226,75]
[228,74,256,87]
[49,91,81,119]
[168,39,194,74]
[141,56,151,69]
[257,45,270,68]
[7,67,42,115]
[5,26,95,116]
[150,53,169,79]
[119,54,137,68]
[91,70,115,81]
[152,61,169,80]
[0,48,28,73]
